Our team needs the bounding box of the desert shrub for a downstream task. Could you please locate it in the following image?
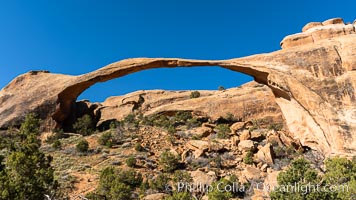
[268,123,283,131]
[19,113,41,136]
[152,115,171,129]
[166,126,175,135]
[141,116,154,126]
[323,157,356,200]
[159,151,180,173]
[116,169,143,188]
[208,179,233,200]
[0,114,59,199]
[216,124,230,139]
[123,113,139,128]
[225,112,236,122]
[174,111,192,122]
[73,114,94,136]
[98,132,114,147]
[76,139,89,153]
[109,121,118,129]
[244,150,254,164]
[126,155,137,168]
[188,158,210,170]
[249,119,264,131]
[186,117,202,129]
[93,167,142,199]
[123,113,136,124]
[165,192,191,200]
[150,173,170,192]
[135,143,145,152]
[218,86,225,91]
[190,91,200,98]
[52,140,62,149]
[210,155,223,168]
[172,170,192,185]
[270,158,330,199]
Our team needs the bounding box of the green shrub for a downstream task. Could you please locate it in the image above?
[19,113,40,136]
[94,167,142,199]
[190,91,200,98]
[216,124,230,139]
[52,140,62,149]
[109,121,118,129]
[225,112,236,122]
[165,192,191,200]
[218,86,225,91]
[323,157,356,200]
[172,170,192,184]
[159,151,180,172]
[249,119,261,131]
[123,113,136,124]
[135,143,145,152]
[142,116,154,126]
[73,114,94,136]
[210,155,223,168]
[98,132,113,147]
[268,123,283,131]
[167,125,176,134]
[0,114,59,199]
[76,139,89,153]
[243,150,254,164]
[208,179,233,200]
[126,155,137,168]
[270,158,330,199]
[186,118,202,129]
[123,113,139,128]
[116,169,143,188]
[174,111,192,122]
[150,173,170,192]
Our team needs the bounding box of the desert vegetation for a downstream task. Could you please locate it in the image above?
[0,111,353,200]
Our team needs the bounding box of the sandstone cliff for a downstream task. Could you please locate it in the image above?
[0,18,355,156]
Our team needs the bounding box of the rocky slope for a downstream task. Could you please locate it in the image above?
[1,18,355,157]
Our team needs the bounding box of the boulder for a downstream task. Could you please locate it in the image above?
[190,170,217,186]
[239,130,251,141]
[186,140,209,151]
[186,140,210,158]
[256,143,275,165]
[238,140,255,152]
[230,122,245,133]
[250,130,264,141]
[190,127,212,138]
[243,166,262,180]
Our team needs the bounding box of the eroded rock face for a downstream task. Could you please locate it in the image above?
[99,81,282,124]
[0,18,355,156]
[281,18,356,49]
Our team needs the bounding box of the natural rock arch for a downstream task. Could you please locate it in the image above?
[0,18,355,157]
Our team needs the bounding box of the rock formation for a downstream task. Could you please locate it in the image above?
[98,82,282,126]
[0,18,355,157]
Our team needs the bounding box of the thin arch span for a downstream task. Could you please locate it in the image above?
[52,58,281,124]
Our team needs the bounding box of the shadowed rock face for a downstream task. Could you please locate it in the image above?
[0,18,355,156]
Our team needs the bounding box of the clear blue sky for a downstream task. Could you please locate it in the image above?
[0,0,355,102]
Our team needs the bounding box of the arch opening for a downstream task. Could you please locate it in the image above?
[52,58,286,131]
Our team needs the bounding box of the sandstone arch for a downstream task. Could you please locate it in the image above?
[0,18,355,157]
